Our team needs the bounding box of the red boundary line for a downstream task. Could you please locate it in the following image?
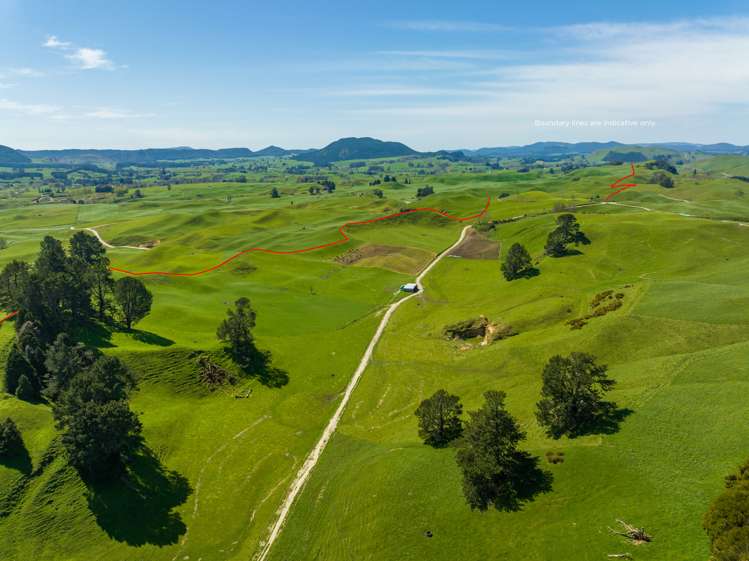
[0,197,489,323]
[107,195,491,277]
[606,163,638,200]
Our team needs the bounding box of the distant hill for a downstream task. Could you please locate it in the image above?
[0,145,31,164]
[295,137,418,165]
[644,142,749,155]
[254,145,290,157]
[463,141,626,159]
[22,147,254,165]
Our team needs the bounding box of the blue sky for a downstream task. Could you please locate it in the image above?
[1,0,748,150]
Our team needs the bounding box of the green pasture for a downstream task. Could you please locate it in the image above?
[0,157,748,560]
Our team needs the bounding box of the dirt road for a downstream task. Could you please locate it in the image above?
[254,225,473,561]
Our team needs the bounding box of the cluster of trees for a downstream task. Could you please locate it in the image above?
[648,171,675,188]
[271,187,281,198]
[320,180,336,193]
[545,214,588,257]
[501,214,589,281]
[645,158,678,175]
[704,459,749,560]
[414,353,615,510]
[416,388,546,511]
[0,234,152,399]
[416,185,434,198]
[307,182,336,195]
[0,234,153,479]
[372,188,384,198]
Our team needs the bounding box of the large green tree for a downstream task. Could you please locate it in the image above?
[535,353,615,438]
[704,459,749,561]
[217,297,258,367]
[501,243,533,280]
[54,355,140,478]
[113,277,153,329]
[456,391,527,511]
[414,389,463,447]
[70,231,113,319]
[544,214,587,257]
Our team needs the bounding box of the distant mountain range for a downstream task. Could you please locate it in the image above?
[460,141,749,158]
[0,138,747,167]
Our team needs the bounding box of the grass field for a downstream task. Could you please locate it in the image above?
[1,158,749,560]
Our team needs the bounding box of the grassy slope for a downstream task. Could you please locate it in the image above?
[268,190,749,560]
[0,179,469,560]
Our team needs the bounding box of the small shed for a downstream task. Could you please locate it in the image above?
[400,283,419,293]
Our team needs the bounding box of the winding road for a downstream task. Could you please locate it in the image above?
[254,224,474,561]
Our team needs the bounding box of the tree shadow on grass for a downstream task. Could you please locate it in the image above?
[0,443,32,475]
[494,452,554,512]
[85,446,191,546]
[227,346,289,388]
[570,403,633,438]
[75,321,115,348]
[519,267,540,279]
[129,329,175,347]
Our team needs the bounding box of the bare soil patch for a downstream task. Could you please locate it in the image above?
[334,244,433,275]
[448,227,499,259]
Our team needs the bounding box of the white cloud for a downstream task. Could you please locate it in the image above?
[0,98,61,115]
[345,16,749,146]
[66,47,114,70]
[85,107,153,119]
[387,20,510,32]
[43,35,71,49]
[43,35,119,70]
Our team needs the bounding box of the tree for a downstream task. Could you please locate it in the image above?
[416,186,434,198]
[35,236,68,277]
[54,355,140,479]
[43,333,99,401]
[15,375,35,401]
[373,188,384,198]
[217,297,258,367]
[271,187,280,198]
[544,228,568,257]
[69,231,105,266]
[544,214,587,257]
[456,391,527,510]
[113,277,152,329]
[415,389,463,447]
[4,345,34,396]
[0,418,23,456]
[59,399,141,478]
[704,459,749,561]
[535,353,615,438]
[501,243,533,280]
[0,260,30,311]
[70,231,112,319]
